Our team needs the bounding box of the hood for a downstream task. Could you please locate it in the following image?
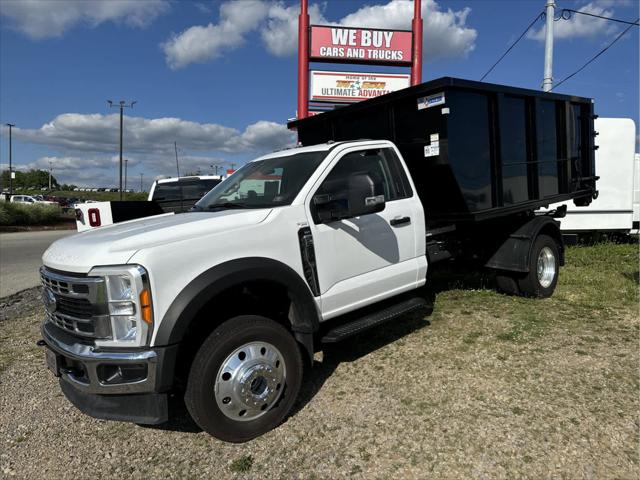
[42,209,272,273]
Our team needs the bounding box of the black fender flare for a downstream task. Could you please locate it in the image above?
[154,257,320,356]
[485,216,564,273]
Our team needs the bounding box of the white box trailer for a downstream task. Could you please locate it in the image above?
[544,118,638,234]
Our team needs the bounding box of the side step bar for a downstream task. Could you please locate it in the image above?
[321,297,431,344]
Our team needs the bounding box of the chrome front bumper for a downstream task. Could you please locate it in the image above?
[42,322,175,395]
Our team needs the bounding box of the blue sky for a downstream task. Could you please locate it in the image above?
[0,0,638,189]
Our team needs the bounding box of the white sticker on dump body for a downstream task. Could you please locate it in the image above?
[424,144,440,157]
[417,92,445,110]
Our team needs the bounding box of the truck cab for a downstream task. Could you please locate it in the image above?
[41,140,430,442]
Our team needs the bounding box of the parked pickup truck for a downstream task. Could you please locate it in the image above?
[74,176,223,232]
[39,78,597,442]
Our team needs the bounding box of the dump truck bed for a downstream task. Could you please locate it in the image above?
[289,77,597,225]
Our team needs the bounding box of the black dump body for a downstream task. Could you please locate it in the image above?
[289,77,597,225]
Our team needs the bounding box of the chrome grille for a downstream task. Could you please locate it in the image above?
[40,267,111,339]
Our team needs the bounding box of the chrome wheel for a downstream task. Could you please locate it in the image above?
[214,341,286,421]
[537,246,556,288]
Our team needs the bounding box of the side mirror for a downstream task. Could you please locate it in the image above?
[314,172,385,223]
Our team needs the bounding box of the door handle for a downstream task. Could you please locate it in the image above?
[390,216,411,227]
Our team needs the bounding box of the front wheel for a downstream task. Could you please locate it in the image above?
[517,234,560,298]
[184,315,303,443]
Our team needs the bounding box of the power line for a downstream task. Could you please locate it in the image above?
[551,17,639,91]
[559,8,640,27]
[480,11,544,81]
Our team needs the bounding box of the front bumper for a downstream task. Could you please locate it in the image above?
[42,322,178,424]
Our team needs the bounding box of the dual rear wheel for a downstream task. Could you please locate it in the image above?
[496,234,560,298]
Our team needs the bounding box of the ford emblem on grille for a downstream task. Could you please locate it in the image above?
[43,288,57,313]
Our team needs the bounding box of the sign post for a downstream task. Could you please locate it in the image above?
[297,0,310,120]
[297,0,423,119]
[411,0,423,85]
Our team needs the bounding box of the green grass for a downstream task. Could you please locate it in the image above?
[428,239,639,346]
[229,455,254,473]
[0,202,63,226]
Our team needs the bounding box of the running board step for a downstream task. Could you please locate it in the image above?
[321,297,431,344]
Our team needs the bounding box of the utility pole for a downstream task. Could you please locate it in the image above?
[174,141,180,177]
[124,159,128,198]
[6,123,14,195]
[542,0,555,92]
[48,160,52,191]
[107,100,136,200]
[139,172,144,193]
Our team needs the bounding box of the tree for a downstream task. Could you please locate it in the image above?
[1,169,59,190]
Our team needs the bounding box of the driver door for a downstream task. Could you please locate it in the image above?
[307,146,421,320]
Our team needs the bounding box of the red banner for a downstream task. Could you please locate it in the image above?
[310,26,412,65]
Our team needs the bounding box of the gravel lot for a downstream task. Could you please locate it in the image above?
[1,242,638,479]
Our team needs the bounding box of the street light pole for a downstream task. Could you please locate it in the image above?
[139,172,143,193]
[107,100,136,200]
[48,160,52,191]
[124,159,128,198]
[6,123,14,195]
[174,141,180,177]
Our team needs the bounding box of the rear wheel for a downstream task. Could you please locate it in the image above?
[184,315,303,443]
[495,273,520,296]
[517,234,559,298]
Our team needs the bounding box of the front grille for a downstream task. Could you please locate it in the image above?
[41,274,71,294]
[55,295,93,319]
[40,267,110,339]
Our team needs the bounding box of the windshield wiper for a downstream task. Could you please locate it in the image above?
[207,202,249,210]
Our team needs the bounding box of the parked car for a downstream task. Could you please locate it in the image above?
[10,195,58,206]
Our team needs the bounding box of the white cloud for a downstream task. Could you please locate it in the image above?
[527,1,618,42]
[0,113,294,187]
[260,3,328,57]
[335,0,476,60]
[162,0,477,68]
[6,113,295,155]
[162,0,270,69]
[0,0,170,39]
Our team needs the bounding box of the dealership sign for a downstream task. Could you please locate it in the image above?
[311,71,410,103]
[310,26,412,65]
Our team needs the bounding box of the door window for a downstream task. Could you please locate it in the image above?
[315,148,410,201]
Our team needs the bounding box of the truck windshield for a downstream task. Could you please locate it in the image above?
[195,151,327,210]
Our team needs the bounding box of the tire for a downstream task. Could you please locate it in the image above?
[184,315,303,443]
[496,273,520,296]
[517,234,560,298]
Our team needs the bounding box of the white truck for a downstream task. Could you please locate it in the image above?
[38,79,598,442]
[74,176,223,232]
[543,118,639,236]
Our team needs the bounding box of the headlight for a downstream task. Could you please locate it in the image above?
[89,265,154,348]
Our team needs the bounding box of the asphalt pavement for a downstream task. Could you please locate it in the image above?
[0,230,74,298]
